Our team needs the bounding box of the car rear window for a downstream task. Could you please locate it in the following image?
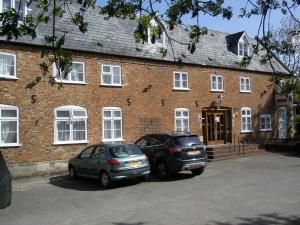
[109,144,142,158]
[173,136,202,147]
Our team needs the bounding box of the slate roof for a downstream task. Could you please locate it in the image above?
[0,2,290,75]
[225,31,245,47]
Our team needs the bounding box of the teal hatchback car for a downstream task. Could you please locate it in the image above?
[68,143,150,188]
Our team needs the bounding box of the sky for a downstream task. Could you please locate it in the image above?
[97,0,297,38]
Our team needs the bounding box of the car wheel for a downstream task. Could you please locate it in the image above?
[156,162,170,179]
[191,167,205,176]
[68,166,77,179]
[100,171,112,188]
[137,175,148,182]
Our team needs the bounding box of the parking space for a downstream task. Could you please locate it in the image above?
[1,153,300,225]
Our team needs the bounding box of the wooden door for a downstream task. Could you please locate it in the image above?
[205,111,226,145]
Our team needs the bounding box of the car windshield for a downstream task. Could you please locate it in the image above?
[173,136,202,147]
[109,144,142,158]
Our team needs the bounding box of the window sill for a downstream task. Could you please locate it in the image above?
[55,80,87,85]
[240,91,252,93]
[53,141,89,146]
[211,90,224,92]
[0,76,18,80]
[102,138,125,143]
[100,84,123,87]
[260,129,272,132]
[173,88,190,91]
[0,143,22,148]
[241,131,253,133]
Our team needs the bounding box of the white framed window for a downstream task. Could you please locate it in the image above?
[238,42,249,56]
[0,0,26,21]
[173,72,189,90]
[102,107,123,142]
[174,108,189,132]
[101,65,122,86]
[241,107,252,133]
[260,114,272,131]
[0,52,16,79]
[240,77,251,92]
[0,104,19,147]
[54,106,88,144]
[147,19,166,46]
[211,75,224,91]
[54,62,85,84]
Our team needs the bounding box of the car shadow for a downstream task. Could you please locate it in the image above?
[146,171,195,182]
[49,175,141,191]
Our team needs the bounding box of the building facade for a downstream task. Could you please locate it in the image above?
[0,3,290,177]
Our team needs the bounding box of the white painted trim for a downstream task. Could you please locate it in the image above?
[101,64,122,86]
[53,61,86,84]
[173,71,189,90]
[260,114,272,131]
[0,52,17,79]
[174,108,190,132]
[241,107,252,133]
[102,107,123,142]
[210,75,224,91]
[240,76,251,92]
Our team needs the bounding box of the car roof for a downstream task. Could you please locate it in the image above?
[144,132,197,137]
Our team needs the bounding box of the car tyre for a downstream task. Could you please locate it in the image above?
[191,167,205,176]
[100,171,112,188]
[156,162,171,180]
[68,165,77,179]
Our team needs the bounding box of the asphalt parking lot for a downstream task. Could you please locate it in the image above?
[0,152,300,225]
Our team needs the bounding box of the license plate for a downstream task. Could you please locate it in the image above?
[127,161,141,167]
[188,150,201,156]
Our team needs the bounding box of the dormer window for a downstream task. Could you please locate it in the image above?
[0,0,27,21]
[238,33,250,57]
[147,19,166,46]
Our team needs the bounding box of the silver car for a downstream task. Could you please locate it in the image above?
[68,143,150,188]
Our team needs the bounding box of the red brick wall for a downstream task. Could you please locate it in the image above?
[0,44,284,164]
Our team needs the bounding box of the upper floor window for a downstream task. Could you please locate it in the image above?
[147,19,166,46]
[241,107,252,133]
[0,0,26,21]
[101,65,122,86]
[102,107,123,142]
[260,114,272,131]
[175,108,189,132]
[238,34,250,57]
[211,75,224,91]
[173,72,189,90]
[54,62,85,84]
[240,77,251,92]
[0,104,19,147]
[54,106,87,144]
[0,52,16,79]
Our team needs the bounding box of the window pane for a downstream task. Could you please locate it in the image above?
[112,67,121,84]
[0,54,15,76]
[212,76,217,89]
[15,0,24,20]
[1,109,17,117]
[182,80,188,88]
[183,119,188,131]
[70,63,84,82]
[175,119,181,131]
[175,111,181,117]
[182,73,187,81]
[57,121,70,141]
[113,110,121,118]
[102,73,111,84]
[2,0,12,12]
[103,111,111,118]
[217,77,223,90]
[174,73,180,81]
[175,80,180,88]
[73,121,86,141]
[73,110,86,117]
[1,121,17,144]
[102,65,110,73]
[183,111,188,117]
[114,120,121,139]
[104,120,112,139]
[56,110,70,118]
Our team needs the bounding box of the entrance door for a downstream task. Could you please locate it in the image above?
[278,107,287,139]
[206,111,226,145]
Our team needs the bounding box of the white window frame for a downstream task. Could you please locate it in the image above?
[101,64,122,86]
[53,62,86,84]
[102,107,123,142]
[0,104,20,147]
[240,77,251,93]
[173,71,189,90]
[147,19,166,46]
[0,0,28,21]
[241,107,252,133]
[174,108,189,132]
[211,75,224,92]
[238,33,250,57]
[53,105,88,145]
[260,114,272,131]
[0,52,17,79]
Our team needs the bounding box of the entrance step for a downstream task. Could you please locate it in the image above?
[206,144,267,161]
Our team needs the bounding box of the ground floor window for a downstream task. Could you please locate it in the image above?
[241,107,252,132]
[175,108,189,132]
[102,107,123,141]
[54,106,87,144]
[260,114,272,131]
[0,104,19,147]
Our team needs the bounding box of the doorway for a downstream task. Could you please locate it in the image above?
[203,109,231,145]
[278,107,287,139]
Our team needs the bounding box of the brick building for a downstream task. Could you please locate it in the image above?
[0,3,290,177]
